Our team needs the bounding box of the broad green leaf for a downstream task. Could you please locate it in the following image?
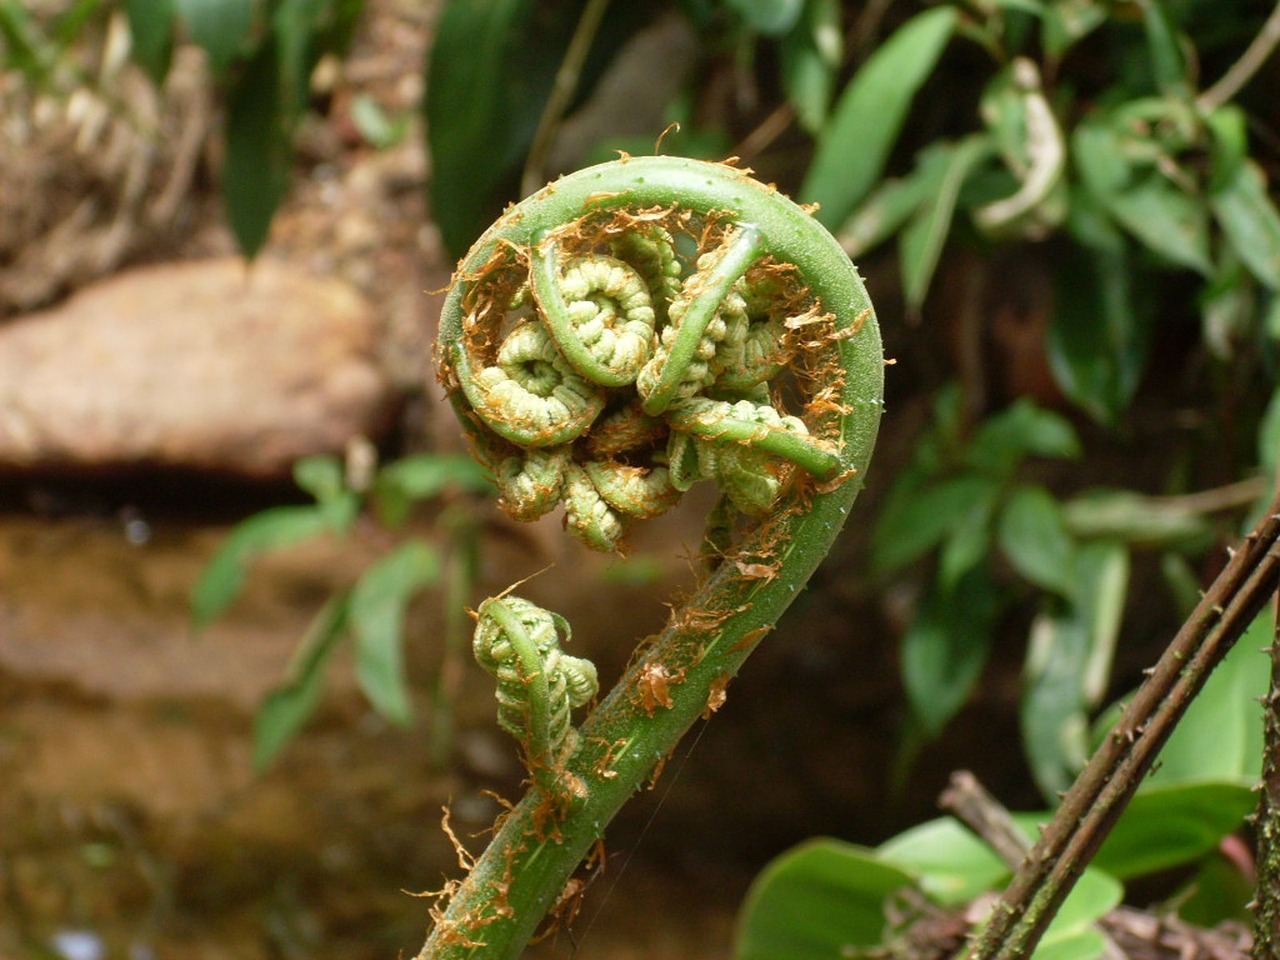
[175,0,256,78]
[1073,120,1212,275]
[1205,105,1248,192]
[728,0,803,36]
[348,540,441,726]
[1210,158,1280,290]
[223,43,291,258]
[735,839,916,960]
[902,566,1001,737]
[1040,0,1106,60]
[191,504,334,629]
[964,398,1081,475]
[881,814,1122,957]
[1094,781,1257,880]
[124,0,175,83]
[1036,869,1123,960]
[253,595,348,770]
[1021,609,1090,797]
[780,0,840,133]
[899,134,993,310]
[802,6,958,230]
[1059,491,1208,552]
[1173,854,1254,927]
[998,485,1075,595]
[872,474,999,575]
[1047,238,1153,424]
[1142,609,1270,787]
[879,816,1011,905]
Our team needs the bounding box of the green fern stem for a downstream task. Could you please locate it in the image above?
[420,156,883,959]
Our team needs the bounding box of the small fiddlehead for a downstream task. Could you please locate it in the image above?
[472,596,597,784]
[422,156,883,959]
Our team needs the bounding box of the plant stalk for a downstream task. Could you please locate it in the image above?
[967,492,1280,960]
[418,156,883,959]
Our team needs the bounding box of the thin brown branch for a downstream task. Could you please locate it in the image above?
[939,771,1028,870]
[967,492,1280,960]
[1197,1,1280,112]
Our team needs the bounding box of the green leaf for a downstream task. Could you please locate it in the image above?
[175,0,256,78]
[351,93,409,148]
[835,163,939,259]
[901,566,1001,738]
[253,595,349,770]
[273,0,329,117]
[1047,238,1153,424]
[1142,609,1270,787]
[1094,781,1257,880]
[124,0,175,83]
[373,453,493,527]
[222,42,291,258]
[191,504,334,629]
[1035,870,1122,960]
[899,135,993,310]
[937,486,997,589]
[1173,854,1255,926]
[1073,119,1212,275]
[998,485,1075,594]
[965,398,1081,475]
[0,1,51,80]
[1138,0,1190,98]
[735,839,916,960]
[1040,0,1106,61]
[1072,540,1129,705]
[872,474,999,575]
[879,816,1011,905]
[347,540,441,726]
[293,453,346,502]
[779,0,840,134]
[728,0,803,36]
[1210,157,1280,290]
[1062,488,1214,551]
[801,6,958,230]
[1021,610,1089,797]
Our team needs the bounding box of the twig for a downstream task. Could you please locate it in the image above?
[1197,1,1280,112]
[967,492,1280,960]
[939,771,1028,870]
[520,0,611,197]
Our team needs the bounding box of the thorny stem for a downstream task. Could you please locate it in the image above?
[1255,612,1280,957]
[418,156,883,959]
[968,492,1280,960]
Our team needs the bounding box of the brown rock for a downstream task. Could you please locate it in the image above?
[0,257,399,477]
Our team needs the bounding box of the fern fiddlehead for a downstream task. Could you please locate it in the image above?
[421,156,883,958]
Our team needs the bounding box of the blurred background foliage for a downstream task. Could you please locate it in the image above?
[5,0,1280,950]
